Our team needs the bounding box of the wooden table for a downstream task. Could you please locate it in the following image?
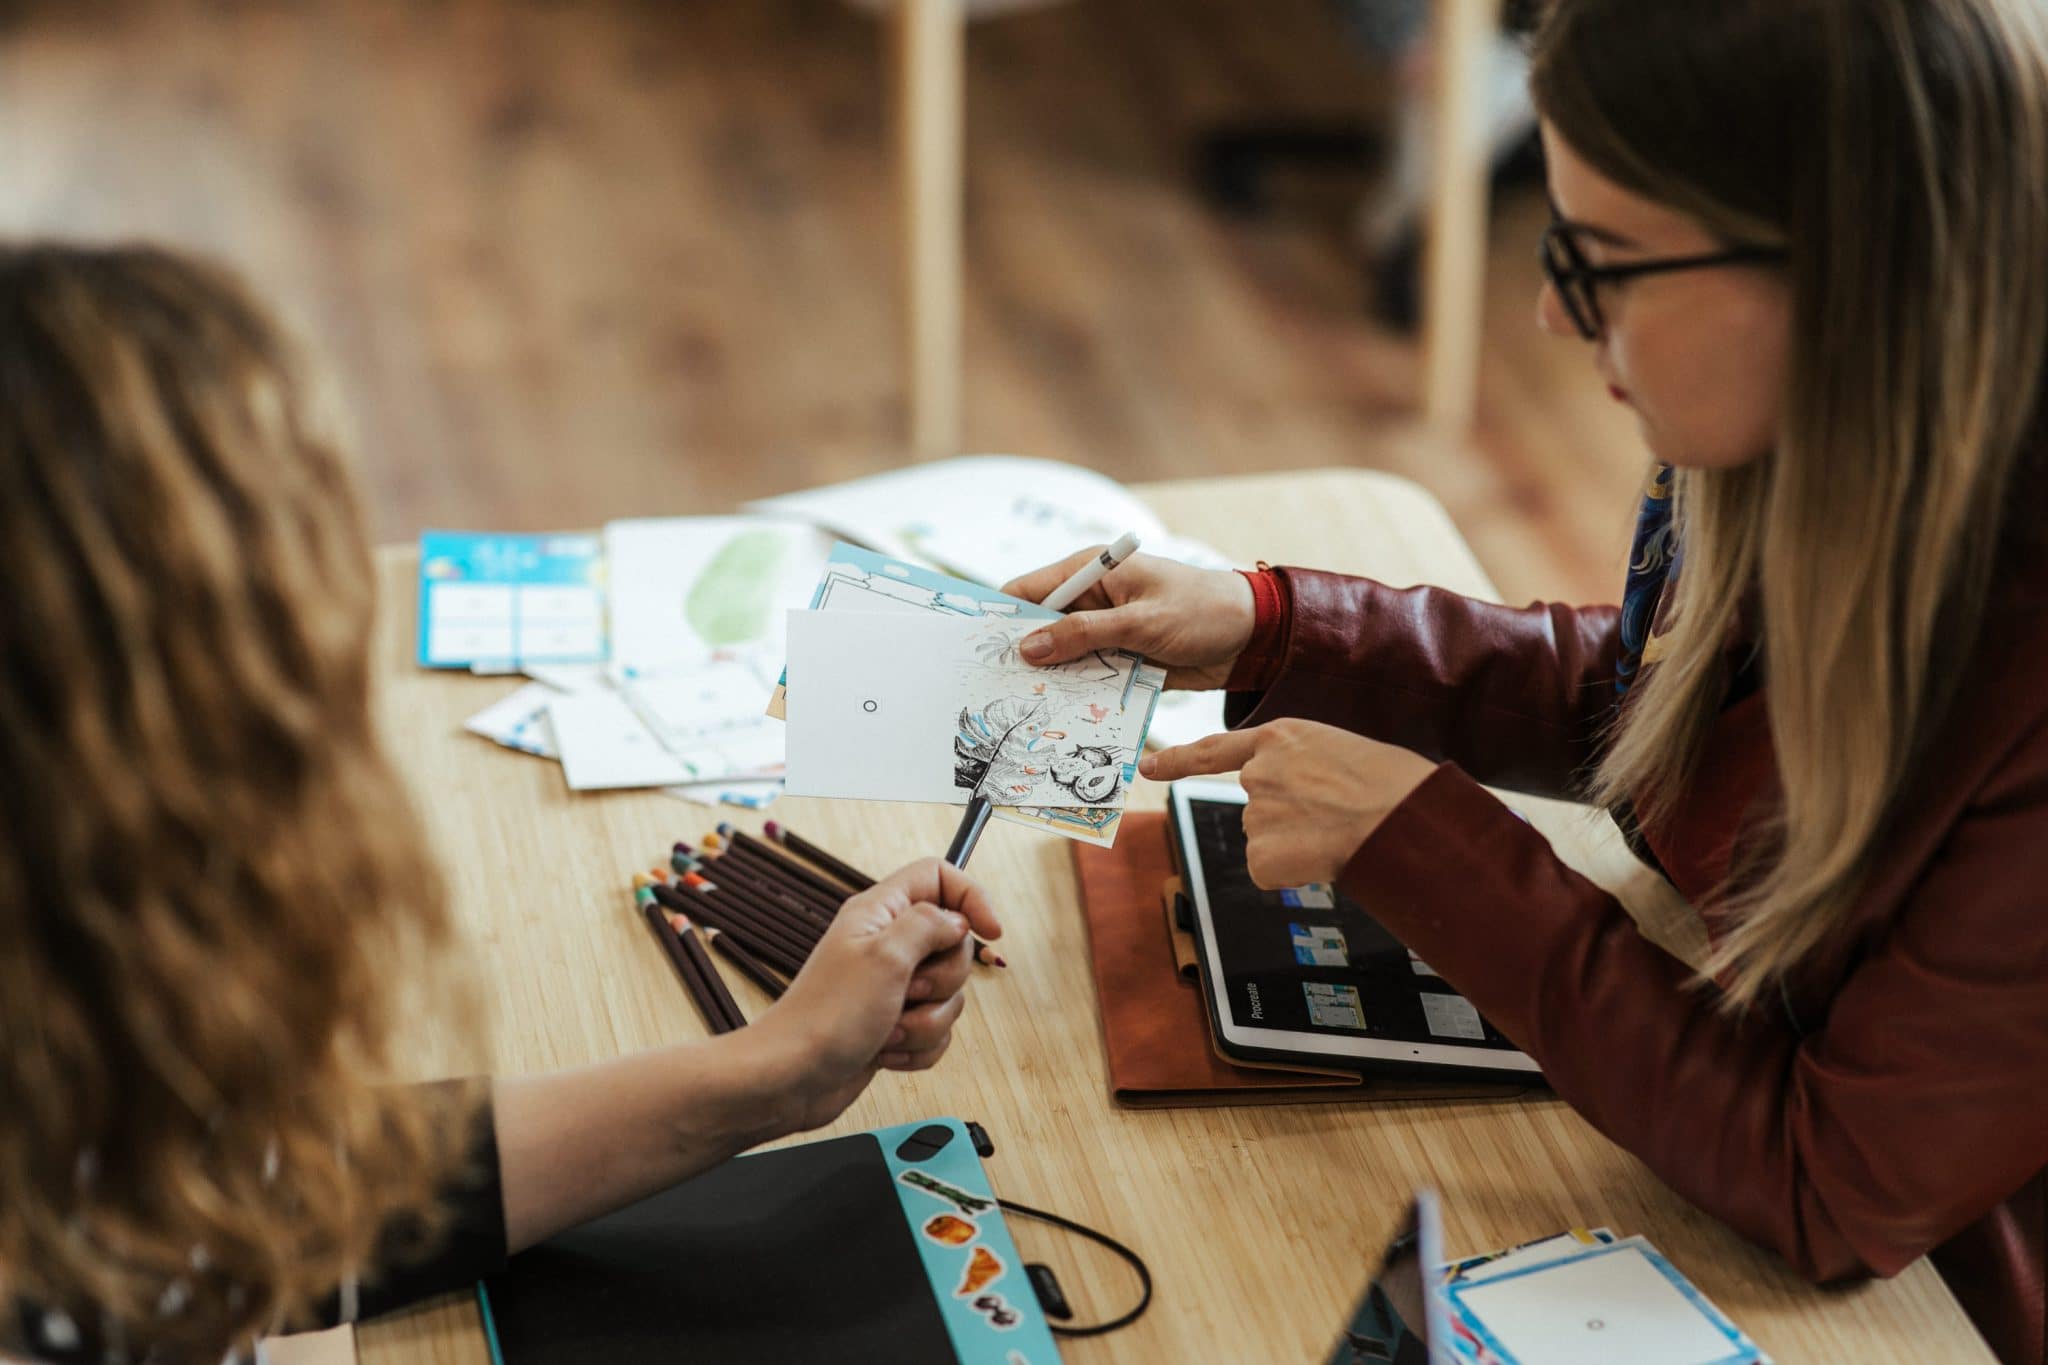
[894,0,1502,456]
[355,470,1991,1363]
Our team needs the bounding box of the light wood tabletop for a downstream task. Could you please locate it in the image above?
[354,468,1991,1364]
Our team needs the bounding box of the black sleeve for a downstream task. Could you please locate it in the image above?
[316,1080,508,1325]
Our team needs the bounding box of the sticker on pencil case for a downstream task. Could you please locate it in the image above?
[955,1245,1005,1297]
[1289,923,1348,967]
[971,1293,1023,1330]
[900,1169,996,1217]
[924,1213,979,1247]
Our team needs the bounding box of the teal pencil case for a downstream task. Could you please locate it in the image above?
[477,1117,1063,1365]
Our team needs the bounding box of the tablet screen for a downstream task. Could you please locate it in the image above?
[1185,796,1523,1054]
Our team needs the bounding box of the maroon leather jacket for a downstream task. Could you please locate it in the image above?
[1223,564,2048,1365]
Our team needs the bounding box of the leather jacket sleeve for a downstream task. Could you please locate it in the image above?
[1345,745,2048,1283]
[1221,567,1623,799]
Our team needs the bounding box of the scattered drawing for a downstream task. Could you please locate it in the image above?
[685,528,793,647]
[1049,743,1123,804]
[956,695,1056,797]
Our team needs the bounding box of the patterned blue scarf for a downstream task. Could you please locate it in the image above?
[1615,463,1677,697]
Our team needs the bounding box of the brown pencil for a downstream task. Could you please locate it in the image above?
[764,820,877,891]
[702,925,788,999]
[668,907,746,1030]
[682,870,822,954]
[722,823,860,901]
[640,894,737,1034]
[654,881,808,976]
[706,845,836,928]
[719,839,843,918]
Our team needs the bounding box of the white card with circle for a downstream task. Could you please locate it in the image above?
[782,611,967,803]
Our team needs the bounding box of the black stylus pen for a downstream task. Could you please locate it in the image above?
[944,793,993,869]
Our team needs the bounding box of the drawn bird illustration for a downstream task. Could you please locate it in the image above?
[1085,702,1109,724]
[1032,682,1047,695]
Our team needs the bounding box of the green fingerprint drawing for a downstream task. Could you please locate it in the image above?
[686,529,791,646]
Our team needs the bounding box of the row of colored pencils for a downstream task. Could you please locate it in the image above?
[633,820,1004,1035]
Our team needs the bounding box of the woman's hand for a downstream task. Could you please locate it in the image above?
[1001,550,1255,690]
[751,857,1002,1135]
[1141,721,1438,887]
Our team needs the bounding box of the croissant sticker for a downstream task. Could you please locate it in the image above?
[955,1245,1005,1297]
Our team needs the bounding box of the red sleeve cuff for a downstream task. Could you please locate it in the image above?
[1224,565,1290,692]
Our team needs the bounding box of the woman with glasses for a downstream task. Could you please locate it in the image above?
[1008,1,2048,1359]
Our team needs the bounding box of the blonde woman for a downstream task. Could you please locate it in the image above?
[1011,0,2048,1360]
[0,245,1000,1364]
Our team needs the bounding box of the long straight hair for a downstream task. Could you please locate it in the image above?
[1532,0,2048,1009]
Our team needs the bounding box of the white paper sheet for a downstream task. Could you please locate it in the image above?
[1450,1241,1762,1365]
[744,455,1166,570]
[546,691,700,790]
[462,682,561,759]
[605,516,835,674]
[782,612,1150,807]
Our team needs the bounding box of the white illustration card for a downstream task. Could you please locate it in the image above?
[781,611,1152,807]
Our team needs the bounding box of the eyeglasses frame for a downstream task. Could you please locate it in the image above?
[1539,220,1787,341]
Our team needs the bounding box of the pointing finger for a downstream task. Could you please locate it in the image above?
[1138,727,1263,782]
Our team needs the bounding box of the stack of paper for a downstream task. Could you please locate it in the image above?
[437,456,1241,813]
[453,517,835,808]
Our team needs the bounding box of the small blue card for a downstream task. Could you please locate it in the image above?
[417,531,606,670]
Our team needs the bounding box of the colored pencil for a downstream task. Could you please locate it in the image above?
[654,881,808,976]
[764,820,877,891]
[721,823,857,902]
[710,842,838,923]
[640,893,738,1034]
[668,906,746,1030]
[688,864,824,951]
[672,874,815,958]
[762,820,1003,968]
[703,926,788,999]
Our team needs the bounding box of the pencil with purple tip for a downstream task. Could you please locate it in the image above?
[764,820,876,891]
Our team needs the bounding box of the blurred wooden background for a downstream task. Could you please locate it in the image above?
[0,0,1644,603]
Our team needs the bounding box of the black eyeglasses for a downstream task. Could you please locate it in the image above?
[1539,219,1786,341]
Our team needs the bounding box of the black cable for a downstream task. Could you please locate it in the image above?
[996,1197,1152,1338]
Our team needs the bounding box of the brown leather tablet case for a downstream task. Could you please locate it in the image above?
[1074,813,1530,1108]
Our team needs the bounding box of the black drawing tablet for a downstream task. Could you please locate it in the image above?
[479,1132,954,1364]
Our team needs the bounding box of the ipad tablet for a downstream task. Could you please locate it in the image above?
[1168,779,1540,1080]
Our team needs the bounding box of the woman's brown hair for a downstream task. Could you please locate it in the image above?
[1532,0,2048,1007]
[0,244,473,1357]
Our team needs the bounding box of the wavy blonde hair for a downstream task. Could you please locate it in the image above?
[1533,0,2048,1008]
[0,245,474,1357]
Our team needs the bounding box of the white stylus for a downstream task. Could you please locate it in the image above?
[1038,531,1142,611]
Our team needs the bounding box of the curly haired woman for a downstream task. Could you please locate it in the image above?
[0,244,1001,1363]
